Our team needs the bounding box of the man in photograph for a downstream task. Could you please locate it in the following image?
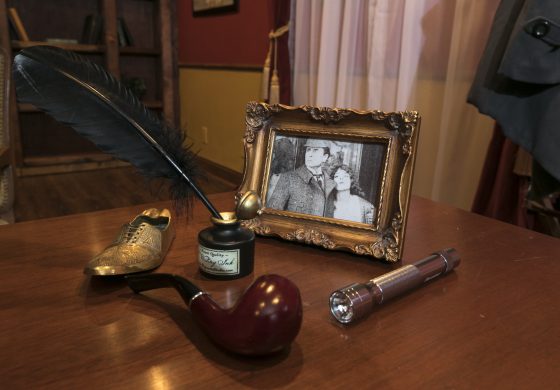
[267,139,336,216]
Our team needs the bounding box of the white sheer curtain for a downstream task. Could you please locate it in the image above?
[292,0,500,210]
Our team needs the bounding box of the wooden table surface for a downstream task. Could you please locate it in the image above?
[1,192,559,389]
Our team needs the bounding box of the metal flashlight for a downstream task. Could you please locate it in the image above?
[329,248,461,324]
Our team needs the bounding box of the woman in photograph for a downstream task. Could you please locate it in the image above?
[325,164,375,224]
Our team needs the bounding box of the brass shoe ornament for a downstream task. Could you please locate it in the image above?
[84,208,175,276]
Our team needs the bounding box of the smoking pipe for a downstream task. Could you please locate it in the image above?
[330,248,460,324]
[126,273,303,356]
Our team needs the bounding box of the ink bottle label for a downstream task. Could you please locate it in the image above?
[198,246,240,275]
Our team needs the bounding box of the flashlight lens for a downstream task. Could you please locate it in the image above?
[330,291,354,323]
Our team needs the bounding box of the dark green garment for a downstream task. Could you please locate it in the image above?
[468,0,560,181]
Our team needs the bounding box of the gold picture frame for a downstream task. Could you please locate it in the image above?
[238,102,420,262]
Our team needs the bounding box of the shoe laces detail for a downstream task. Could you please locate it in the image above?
[123,223,146,243]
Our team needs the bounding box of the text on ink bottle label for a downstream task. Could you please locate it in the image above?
[199,246,240,275]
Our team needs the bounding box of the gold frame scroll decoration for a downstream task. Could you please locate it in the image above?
[237,102,420,262]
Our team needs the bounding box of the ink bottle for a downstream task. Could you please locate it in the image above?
[198,211,255,280]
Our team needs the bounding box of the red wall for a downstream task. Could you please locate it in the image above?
[178,0,274,66]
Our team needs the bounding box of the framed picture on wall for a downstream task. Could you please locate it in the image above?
[192,0,238,16]
[238,102,420,262]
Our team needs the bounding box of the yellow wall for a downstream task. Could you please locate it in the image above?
[179,68,493,210]
[179,67,262,173]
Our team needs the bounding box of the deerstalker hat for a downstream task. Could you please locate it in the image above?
[304,139,330,149]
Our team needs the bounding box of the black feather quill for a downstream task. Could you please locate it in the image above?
[13,46,221,218]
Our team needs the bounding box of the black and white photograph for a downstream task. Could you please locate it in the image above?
[265,134,386,225]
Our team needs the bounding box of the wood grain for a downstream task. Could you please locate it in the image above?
[158,0,180,126]
[102,0,119,77]
[1,193,559,388]
[14,165,238,221]
[0,146,8,167]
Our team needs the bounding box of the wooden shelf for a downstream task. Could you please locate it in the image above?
[120,47,160,56]
[19,100,163,112]
[12,40,105,54]
[17,103,37,112]
[1,0,179,176]
[143,100,163,109]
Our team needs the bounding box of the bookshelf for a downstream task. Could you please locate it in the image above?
[0,0,179,176]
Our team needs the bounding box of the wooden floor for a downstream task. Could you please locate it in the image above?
[14,165,239,222]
